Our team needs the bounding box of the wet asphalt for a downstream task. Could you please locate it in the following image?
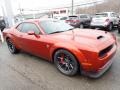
[0,30,120,90]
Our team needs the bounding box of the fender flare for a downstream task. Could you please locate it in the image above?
[50,42,88,65]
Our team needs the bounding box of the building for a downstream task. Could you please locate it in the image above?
[49,8,71,19]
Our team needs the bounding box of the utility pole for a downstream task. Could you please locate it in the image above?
[2,0,15,27]
[71,0,74,15]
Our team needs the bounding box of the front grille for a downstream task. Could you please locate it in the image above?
[99,44,114,58]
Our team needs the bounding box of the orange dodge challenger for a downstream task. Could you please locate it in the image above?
[3,19,117,78]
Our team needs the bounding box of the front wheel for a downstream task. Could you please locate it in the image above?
[6,39,19,54]
[54,49,79,76]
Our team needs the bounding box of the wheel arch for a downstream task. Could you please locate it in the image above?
[5,35,19,49]
[50,43,87,69]
[51,48,82,71]
[110,21,113,25]
[51,48,78,62]
[6,36,10,41]
[5,33,12,41]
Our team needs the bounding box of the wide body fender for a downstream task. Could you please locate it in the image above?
[49,42,88,66]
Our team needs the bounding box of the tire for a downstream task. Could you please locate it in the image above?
[106,23,113,31]
[90,26,95,29]
[118,29,120,33]
[79,24,84,28]
[6,39,19,54]
[54,49,79,76]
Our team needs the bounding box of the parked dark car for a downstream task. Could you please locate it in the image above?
[66,14,91,28]
[0,19,6,31]
[118,18,120,33]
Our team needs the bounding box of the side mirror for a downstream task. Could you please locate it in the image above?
[27,31,35,35]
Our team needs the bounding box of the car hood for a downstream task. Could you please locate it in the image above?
[49,28,115,51]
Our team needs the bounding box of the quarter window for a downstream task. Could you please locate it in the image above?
[16,23,23,31]
[111,13,117,17]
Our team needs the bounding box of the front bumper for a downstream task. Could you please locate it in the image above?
[90,22,109,28]
[90,25,108,28]
[82,43,117,78]
[84,56,114,78]
[69,23,79,28]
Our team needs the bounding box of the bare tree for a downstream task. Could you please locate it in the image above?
[75,0,120,14]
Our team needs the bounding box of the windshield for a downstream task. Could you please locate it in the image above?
[80,15,88,18]
[60,17,68,20]
[40,20,74,34]
[95,13,108,18]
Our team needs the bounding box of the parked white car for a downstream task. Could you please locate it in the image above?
[91,12,119,31]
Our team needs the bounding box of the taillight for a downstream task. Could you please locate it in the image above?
[65,20,68,23]
[73,20,79,23]
[76,20,80,22]
[66,20,70,23]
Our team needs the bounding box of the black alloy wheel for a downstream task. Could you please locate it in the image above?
[6,39,19,54]
[54,49,79,76]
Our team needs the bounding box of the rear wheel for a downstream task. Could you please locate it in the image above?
[90,26,95,29]
[106,23,113,31]
[118,25,120,33]
[54,49,79,76]
[118,29,120,33]
[6,39,19,54]
[79,24,84,28]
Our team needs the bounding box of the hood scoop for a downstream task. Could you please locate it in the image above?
[97,35,104,40]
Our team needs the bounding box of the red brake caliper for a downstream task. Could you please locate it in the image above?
[60,54,65,64]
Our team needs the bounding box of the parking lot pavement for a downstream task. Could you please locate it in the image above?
[0,30,120,90]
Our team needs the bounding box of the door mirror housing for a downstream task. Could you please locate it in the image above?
[28,31,35,35]
[27,31,40,38]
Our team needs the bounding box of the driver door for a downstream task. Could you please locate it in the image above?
[16,22,49,59]
[18,23,38,52]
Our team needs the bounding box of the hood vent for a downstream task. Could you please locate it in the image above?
[97,36,104,40]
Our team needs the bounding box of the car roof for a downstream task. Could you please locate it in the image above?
[77,14,89,16]
[95,12,115,14]
[69,14,90,17]
[22,18,57,23]
[68,15,78,17]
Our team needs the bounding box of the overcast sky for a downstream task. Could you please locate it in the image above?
[14,0,97,8]
[0,0,103,15]
[12,0,100,14]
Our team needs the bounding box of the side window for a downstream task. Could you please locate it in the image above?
[80,15,87,18]
[21,23,40,34]
[111,13,117,17]
[110,13,113,17]
[16,23,23,31]
[60,17,67,20]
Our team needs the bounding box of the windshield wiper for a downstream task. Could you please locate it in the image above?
[67,28,76,31]
[49,28,76,34]
[49,31,65,34]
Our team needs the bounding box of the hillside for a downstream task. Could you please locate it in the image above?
[76,0,120,14]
